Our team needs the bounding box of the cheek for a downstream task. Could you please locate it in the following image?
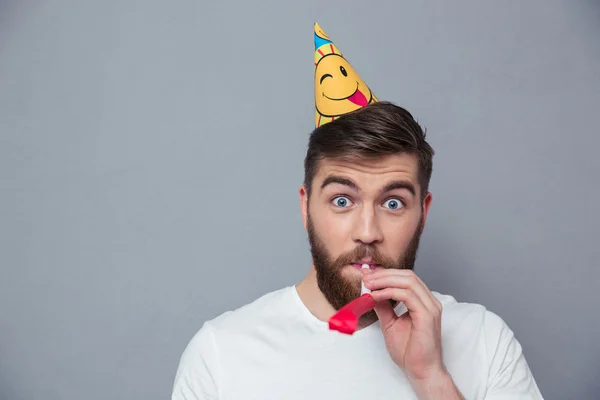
[316,212,353,249]
[380,218,420,252]
[321,219,346,244]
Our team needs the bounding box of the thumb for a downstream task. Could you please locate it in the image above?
[374,299,398,330]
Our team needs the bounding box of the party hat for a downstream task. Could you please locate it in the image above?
[314,22,378,127]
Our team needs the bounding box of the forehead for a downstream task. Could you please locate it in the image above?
[314,153,421,194]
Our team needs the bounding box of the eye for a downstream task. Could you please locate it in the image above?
[320,73,333,84]
[383,198,404,210]
[340,66,348,77]
[332,196,352,208]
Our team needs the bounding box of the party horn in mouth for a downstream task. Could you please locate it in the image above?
[328,264,376,335]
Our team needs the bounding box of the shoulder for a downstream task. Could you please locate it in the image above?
[171,287,295,399]
[206,286,296,332]
[431,292,532,372]
[430,294,543,396]
[432,291,508,329]
[182,286,297,354]
[430,292,518,352]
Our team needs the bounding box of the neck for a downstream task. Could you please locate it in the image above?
[296,266,337,322]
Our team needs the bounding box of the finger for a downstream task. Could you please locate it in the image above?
[365,269,442,313]
[364,272,438,314]
[370,287,431,324]
[406,272,443,313]
[373,299,397,331]
[365,275,436,314]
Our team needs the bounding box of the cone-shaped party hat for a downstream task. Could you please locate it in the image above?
[314,22,378,127]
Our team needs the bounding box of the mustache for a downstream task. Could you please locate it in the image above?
[330,245,397,270]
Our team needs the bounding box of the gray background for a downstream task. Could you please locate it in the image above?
[1,0,599,399]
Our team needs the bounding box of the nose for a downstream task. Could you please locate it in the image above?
[351,204,383,245]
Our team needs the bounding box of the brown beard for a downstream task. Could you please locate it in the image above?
[307,211,424,326]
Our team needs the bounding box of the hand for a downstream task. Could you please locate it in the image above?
[362,268,463,399]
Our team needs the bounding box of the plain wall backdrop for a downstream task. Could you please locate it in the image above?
[1,0,599,399]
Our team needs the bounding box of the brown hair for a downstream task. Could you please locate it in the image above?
[303,101,435,201]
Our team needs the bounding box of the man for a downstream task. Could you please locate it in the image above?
[171,24,544,399]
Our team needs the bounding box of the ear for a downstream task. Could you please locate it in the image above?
[420,192,433,228]
[299,185,309,230]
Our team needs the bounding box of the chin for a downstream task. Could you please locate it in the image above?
[340,273,361,292]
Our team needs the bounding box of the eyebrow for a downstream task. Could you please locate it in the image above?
[320,176,359,193]
[380,180,416,198]
[320,175,416,198]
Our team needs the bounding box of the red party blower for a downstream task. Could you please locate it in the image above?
[328,293,376,335]
[329,263,377,335]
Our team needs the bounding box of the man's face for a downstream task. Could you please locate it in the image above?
[300,153,432,322]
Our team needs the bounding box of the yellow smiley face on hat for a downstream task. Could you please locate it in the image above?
[315,53,373,120]
[313,23,378,127]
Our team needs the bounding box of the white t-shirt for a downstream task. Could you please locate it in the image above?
[172,286,544,399]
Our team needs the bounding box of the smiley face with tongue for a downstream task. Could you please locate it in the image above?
[313,22,378,127]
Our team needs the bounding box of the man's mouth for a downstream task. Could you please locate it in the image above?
[350,262,378,270]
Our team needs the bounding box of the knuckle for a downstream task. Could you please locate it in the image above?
[389,288,403,300]
[406,272,418,285]
[380,288,393,299]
